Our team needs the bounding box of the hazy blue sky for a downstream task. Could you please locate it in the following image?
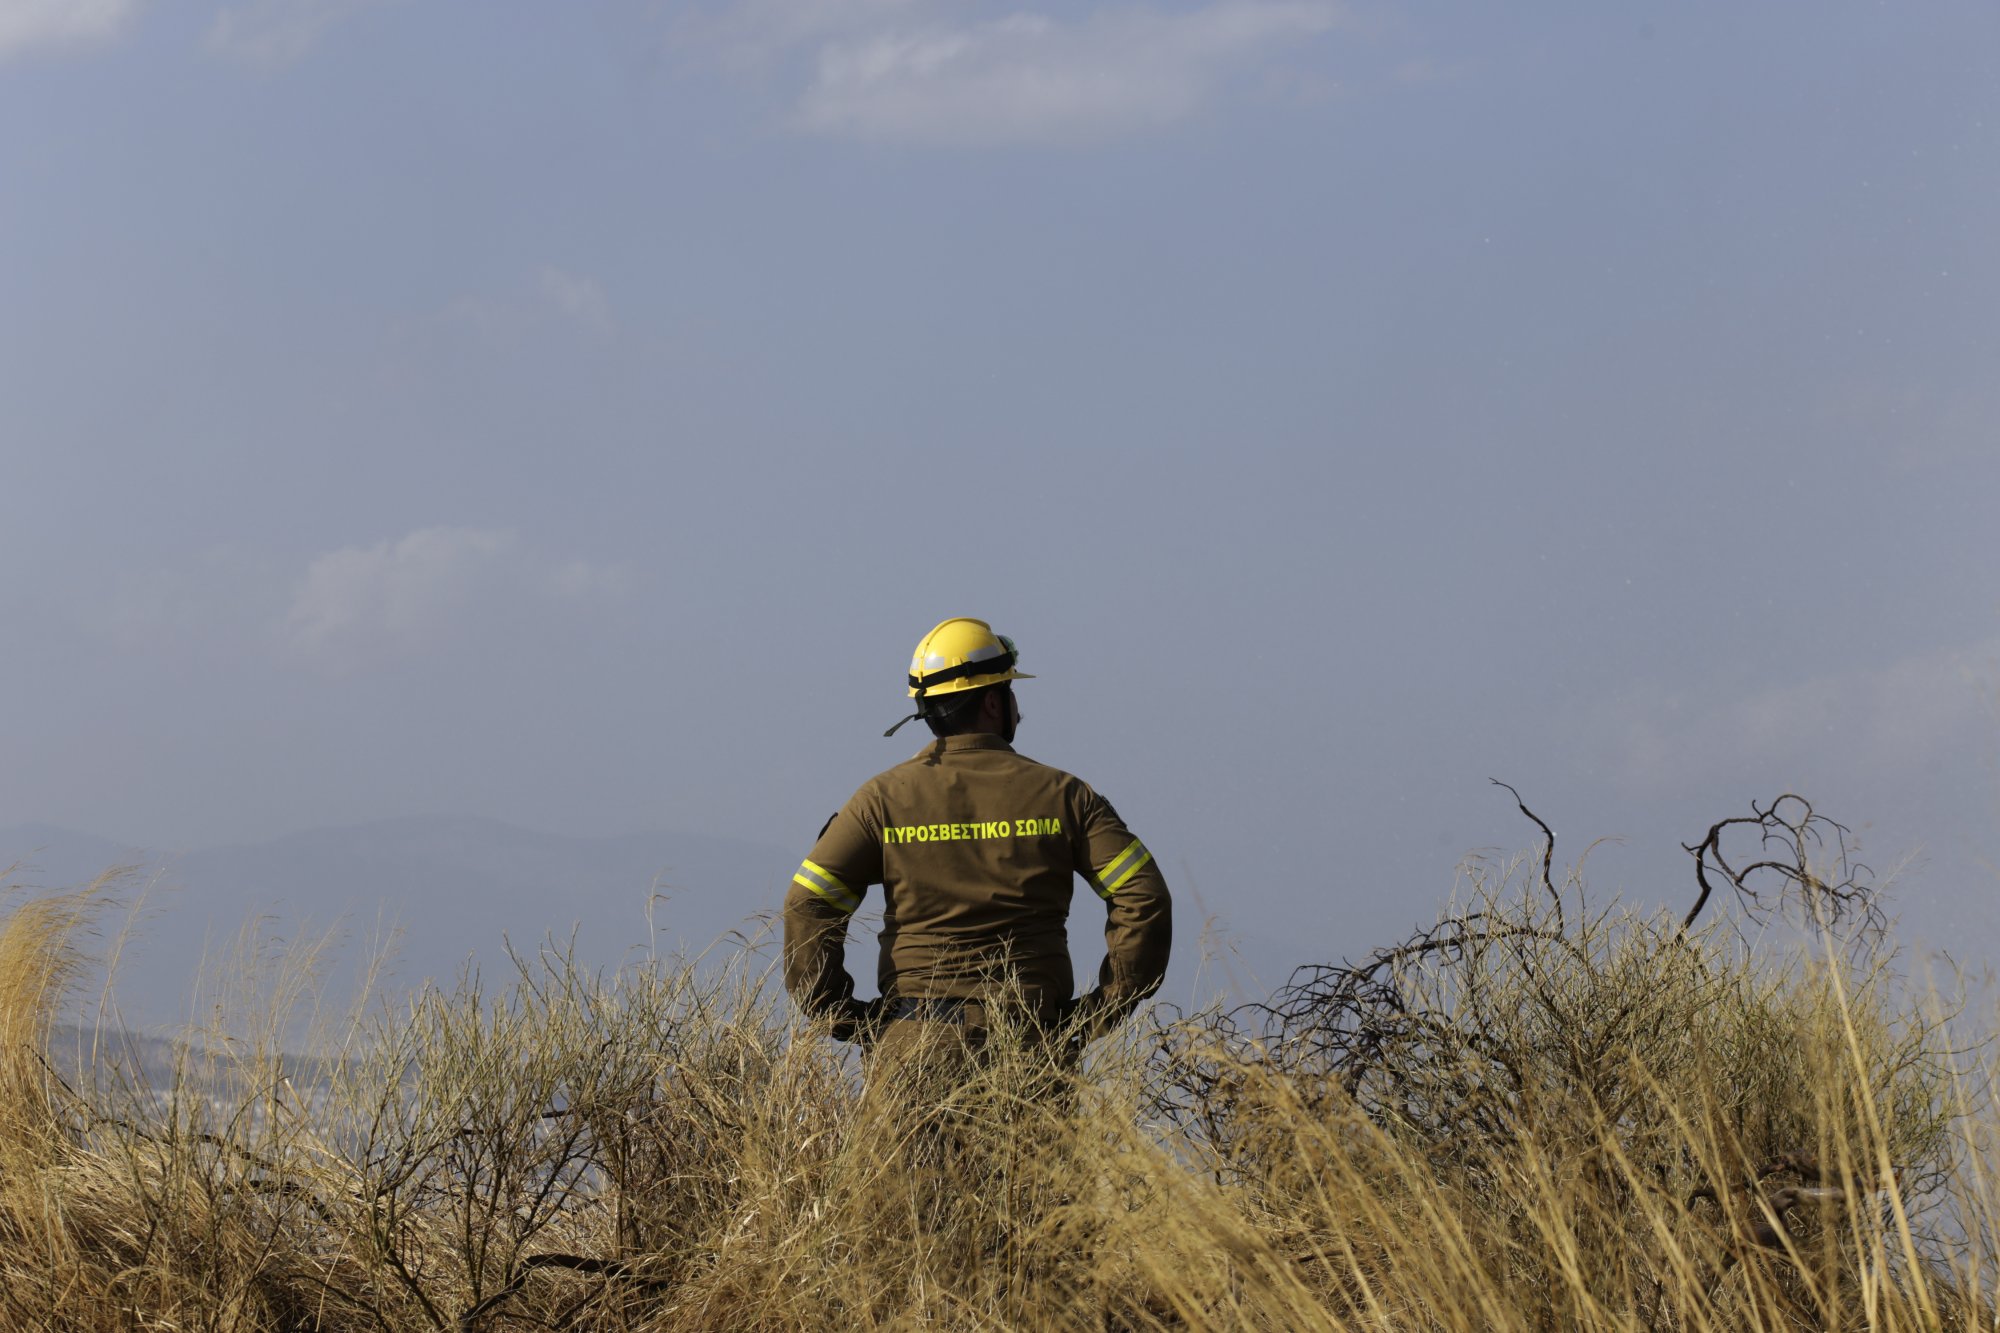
[5,0,1998,999]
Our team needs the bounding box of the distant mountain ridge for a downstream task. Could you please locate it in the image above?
[1,823,151,889]
[0,817,796,1031]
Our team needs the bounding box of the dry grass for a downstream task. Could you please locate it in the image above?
[0,833,1995,1331]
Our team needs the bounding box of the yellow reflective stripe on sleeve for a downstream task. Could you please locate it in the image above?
[793,859,861,914]
[1091,838,1152,899]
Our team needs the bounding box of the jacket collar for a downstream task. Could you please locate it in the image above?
[915,733,1016,756]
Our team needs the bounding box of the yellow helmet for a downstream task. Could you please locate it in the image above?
[883,618,1033,737]
[907,617,1033,699]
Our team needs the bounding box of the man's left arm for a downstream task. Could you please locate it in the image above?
[1072,787,1173,1036]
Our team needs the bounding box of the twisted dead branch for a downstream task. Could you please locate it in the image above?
[1680,794,1884,939]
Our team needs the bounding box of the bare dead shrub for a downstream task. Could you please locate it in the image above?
[1144,792,1970,1330]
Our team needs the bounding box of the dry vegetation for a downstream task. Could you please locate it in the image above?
[1,794,1996,1331]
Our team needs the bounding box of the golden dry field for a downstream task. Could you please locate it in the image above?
[3,796,1994,1331]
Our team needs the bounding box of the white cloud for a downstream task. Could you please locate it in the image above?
[1593,637,2000,794]
[207,0,386,69]
[692,0,1338,146]
[689,0,929,71]
[424,266,619,347]
[282,528,624,672]
[0,0,139,58]
[538,267,614,332]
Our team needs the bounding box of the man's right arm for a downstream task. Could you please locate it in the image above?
[782,795,882,1034]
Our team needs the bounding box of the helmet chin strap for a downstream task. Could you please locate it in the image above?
[885,677,934,737]
[885,683,984,738]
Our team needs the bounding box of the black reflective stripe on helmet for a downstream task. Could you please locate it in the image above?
[908,648,1016,697]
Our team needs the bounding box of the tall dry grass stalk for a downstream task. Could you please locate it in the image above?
[0,808,1992,1330]
[0,881,107,1152]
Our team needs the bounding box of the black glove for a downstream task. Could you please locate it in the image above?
[1067,990,1115,1043]
[828,996,883,1047]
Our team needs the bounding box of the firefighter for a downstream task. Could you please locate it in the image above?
[782,618,1173,1075]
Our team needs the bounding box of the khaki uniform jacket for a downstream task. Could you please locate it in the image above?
[783,734,1172,1033]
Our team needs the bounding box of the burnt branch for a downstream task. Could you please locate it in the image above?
[456,1253,668,1329]
[1491,778,1561,931]
[1680,794,1883,938]
[1229,913,1593,1149]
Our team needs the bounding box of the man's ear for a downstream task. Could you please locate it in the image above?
[982,689,1009,724]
